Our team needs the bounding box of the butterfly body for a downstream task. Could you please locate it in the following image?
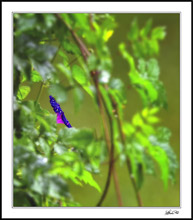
[49,95,72,128]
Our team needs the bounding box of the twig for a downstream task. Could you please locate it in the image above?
[110,95,143,207]
[55,13,123,207]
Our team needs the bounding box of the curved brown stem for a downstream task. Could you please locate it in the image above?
[55,13,123,207]
[110,95,143,207]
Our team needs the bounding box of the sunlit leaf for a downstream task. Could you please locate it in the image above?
[17,86,31,100]
[146,116,160,124]
[140,19,152,38]
[132,113,144,127]
[78,170,101,192]
[103,29,114,42]
[31,70,43,82]
[151,27,166,40]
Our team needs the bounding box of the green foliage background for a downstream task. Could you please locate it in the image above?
[14,13,180,207]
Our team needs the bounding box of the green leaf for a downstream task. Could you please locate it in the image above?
[156,127,171,142]
[31,174,69,199]
[147,58,160,80]
[149,127,178,184]
[78,170,101,192]
[62,40,81,55]
[132,113,144,127]
[153,81,168,109]
[141,107,149,118]
[38,137,50,156]
[31,59,54,81]
[48,84,67,103]
[146,116,160,124]
[72,64,87,85]
[140,19,152,38]
[57,63,73,83]
[122,122,136,137]
[149,145,169,189]
[31,70,43,82]
[103,29,114,42]
[17,86,31,100]
[119,43,136,73]
[149,107,159,115]
[53,143,67,155]
[151,27,166,40]
[109,78,127,104]
[138,58,146,74]
[58,127,94,148]
[72,13,89,31]
[73,161,83,175]
[127,18,139,41]
[130,72,158,103]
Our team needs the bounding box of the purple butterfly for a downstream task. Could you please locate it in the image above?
[49,95,72,128]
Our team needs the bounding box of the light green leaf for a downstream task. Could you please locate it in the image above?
[151,27,166,40]
[72,64,87,85]
[132,113,144,127]
[31,70,43,82]
[103,29,114,42]
[17,86,31,100]
[119,43,136,73]
[149,107,159,115]
[146,116,160,124]
[140,19,152,38]
[78,170,101,192]
[122,122,136,137]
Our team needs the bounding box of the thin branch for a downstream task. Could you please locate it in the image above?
[55,13,123,207]
[110,95,143,207]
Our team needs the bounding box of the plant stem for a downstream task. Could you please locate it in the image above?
[35,81,44,104]
[110,95,143,207]
[55,13,123,207]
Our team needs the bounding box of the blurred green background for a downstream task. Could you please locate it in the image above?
[27,13,180,206]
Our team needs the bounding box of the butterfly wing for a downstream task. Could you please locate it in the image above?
[49,95,72,128]
[56,113,64,124]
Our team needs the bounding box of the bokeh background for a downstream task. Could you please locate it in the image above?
[27,13,180,206]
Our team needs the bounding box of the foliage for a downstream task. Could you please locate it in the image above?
[13,13,178,207]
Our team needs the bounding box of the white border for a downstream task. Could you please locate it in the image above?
[2,1,191,219]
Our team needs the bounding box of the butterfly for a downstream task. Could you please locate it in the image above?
[49,95,72,128]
